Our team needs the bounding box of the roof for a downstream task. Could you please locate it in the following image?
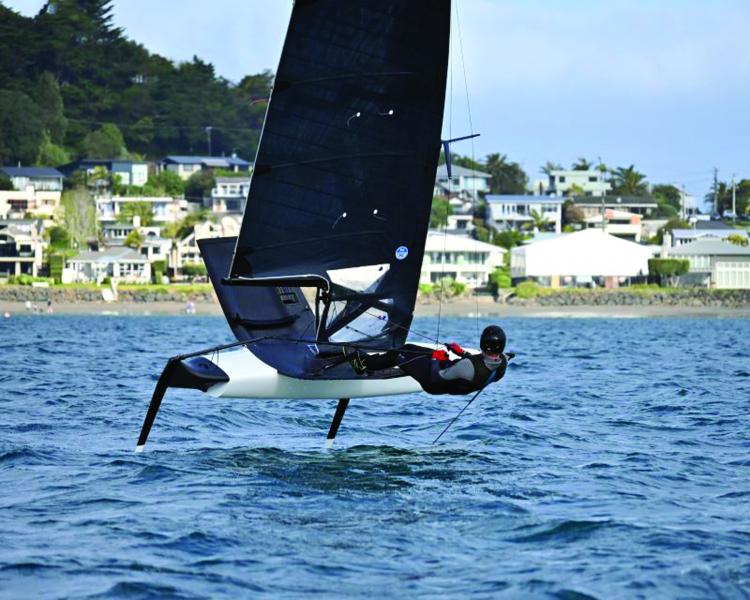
[670,239,750,257]
[695,219,734,230]
[424,230,505,254]
[162,155,252,167]
[486,194,564,205]
[0,166,64,178]
[672,229,748,240]
[70,247,148,263]
[436,164,491,179]
[512,229,652,277]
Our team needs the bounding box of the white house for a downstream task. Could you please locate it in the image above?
[572,195,658,219]
[209,176,251,214]
[66,247,151,284]
[584,209,643,242]
[434,164,491,201]
[0,167,64,220]
[175,217,241,271]
[421,230,505,289]
[96,196,187,223]
[670,239,750,289]
[0,220,44,278]
[511,229,652,287]
[485,195,563,233]
[547,169,611,197]
[161,155,252,180]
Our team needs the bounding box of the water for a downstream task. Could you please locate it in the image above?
[2,315,749,599]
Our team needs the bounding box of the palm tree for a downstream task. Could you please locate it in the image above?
[611,165,648,196]
[572,157,593,171]
[530,209,549,232]
[540,161,563,176]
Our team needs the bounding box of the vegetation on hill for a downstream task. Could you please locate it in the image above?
[0,0,271,165]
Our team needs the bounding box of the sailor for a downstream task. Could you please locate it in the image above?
[350,325,510,395]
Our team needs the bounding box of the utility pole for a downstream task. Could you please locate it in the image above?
[732,174,737,223]
[205,126,213,156]
[713,167,719,217]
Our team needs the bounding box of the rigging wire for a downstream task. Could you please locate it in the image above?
[454,0,481,339]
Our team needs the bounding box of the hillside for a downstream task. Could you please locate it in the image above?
[0,0,272,165]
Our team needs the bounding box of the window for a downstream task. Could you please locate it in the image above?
[589,176,598,182]
[558,176,566,183]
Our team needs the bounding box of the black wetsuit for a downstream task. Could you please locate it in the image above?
[362,343,507,395]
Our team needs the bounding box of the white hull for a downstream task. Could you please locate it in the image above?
[205,346,424,399]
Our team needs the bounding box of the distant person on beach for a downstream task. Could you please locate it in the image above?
[47,299,53,313]
[349,325,511,395]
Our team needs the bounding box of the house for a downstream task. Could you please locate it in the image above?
[485,195,563,233]
[96,196,187,223]
[584,209,643,242]
[60,159,149,187]
[101,221,171,263]
[669,239,750,289]
[209,176,251,214]
[65,247,151,284]
[547,169,611,197]
[0,220,44,278]
[421,230,505,289]
[0,167,64,220]
[571,195,658,219]
[511,228,652,288]
[671,228,749,247]
[434,164,491,201]
[175,217,241,271]
[161,154,252,180]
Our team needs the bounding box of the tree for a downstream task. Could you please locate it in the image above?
[727,233,749,247]
[117,201,154,226]
[35,72,67,144]
[563,201,585,226]
[36,132,70,166]
[124,228,144,250]
[153,170,184,197]
[493,230,526,251]
[184,169,216,202]
[83,123,127,158]
[529,209,549,231]
[45,225,72,250]
[0,90,45,164]
[652,184,681,212]
[540,161,562,176]
[566,183,586,197]
[430,196,452,228]
[654,217,690,244]
[0,174,12,191]
[648,258,689,287]
[610,165,648,196]
[572,157,592,171]
[706,180,750,217]
[61,188,98,246]
[485,153,528,195]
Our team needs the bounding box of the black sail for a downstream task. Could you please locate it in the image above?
[230,0,450,354]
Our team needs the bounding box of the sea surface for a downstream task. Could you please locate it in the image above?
[1,314,749,599]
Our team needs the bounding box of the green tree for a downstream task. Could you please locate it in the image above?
[124,228,144,250]
[61,188,98,246]
[117,201,154,226]
[572,157,593,171]
[485,153,528,195]
[45,225,72,250]
[0,173,12,191]
[493,230,526,251]
[430,196,452,228]
[35,72,67,144]
[153,170,184,197]
[610,165,649,196]
[648,258,689,287]
[652,184,681,211]
[727,233,749,247]
[540,161,562,176]
[185,169,216,202]
[654,217,690,244]
[530,208,549,231]
[566,183,586,197]
[83,123,127,158]
[706,180,750,217]
[0,90,45,164]
[36,132,70,166]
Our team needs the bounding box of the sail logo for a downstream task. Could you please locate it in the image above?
[395,246,409,260]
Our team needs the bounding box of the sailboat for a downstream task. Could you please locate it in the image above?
[136,0,460,451]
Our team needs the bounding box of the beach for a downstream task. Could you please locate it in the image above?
[5,296,750,319]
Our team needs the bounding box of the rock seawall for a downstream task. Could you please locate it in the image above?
[0,286,215,304]
[501,289,750,307]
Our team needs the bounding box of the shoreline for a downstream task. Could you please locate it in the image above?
[4,297,750,318]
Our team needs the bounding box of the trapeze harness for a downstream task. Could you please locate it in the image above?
[377,343,508,396]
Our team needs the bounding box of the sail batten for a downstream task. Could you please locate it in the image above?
[231,0,450,350]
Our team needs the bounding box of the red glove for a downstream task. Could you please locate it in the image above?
[432,349,449,361]
[446,342,465,356]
